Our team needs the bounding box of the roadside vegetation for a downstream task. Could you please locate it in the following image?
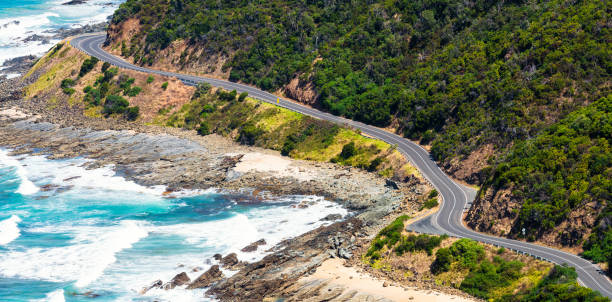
[22,43,172,122]
[478,96,611,271]
[363,219,609,301]
[157,83,412,176]
[108,0,611,254]
[111,0,609,161]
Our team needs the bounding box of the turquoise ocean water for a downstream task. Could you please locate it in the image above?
[0,149,347,301]
[0,0,124,76]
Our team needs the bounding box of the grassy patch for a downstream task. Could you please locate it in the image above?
[25,50,86,97]
[161,89,407,174]
[364,215,448,260]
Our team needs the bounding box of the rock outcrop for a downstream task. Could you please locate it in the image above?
[162,272,190,290]
[241,239,266,252]
[187,265,224,289]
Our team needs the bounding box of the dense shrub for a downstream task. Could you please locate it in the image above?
[420,198,439,210]
[192,82,211,99]
[238,123,264,145]
[217,89,237,102]
[101,62,111,72]
[197,122,210,136]
[238,92,248,102]
[79,57,99,77]
[60,78,76,95]
[518,265,608,302]
[365,215,410,258]
[395,234,447,256]
[339,142,356,159]
[431,247,453,274]
[460,258,524,299]
[125,106,139,121]
[103,95,129,115]
[479,96,611,248]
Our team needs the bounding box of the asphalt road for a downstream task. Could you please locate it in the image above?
[71,33,612,297]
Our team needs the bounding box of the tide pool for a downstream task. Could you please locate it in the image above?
[0,149,347,301]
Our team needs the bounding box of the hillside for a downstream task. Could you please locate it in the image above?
[104,0,611,271]
[23,42,420,183]
[356,216,608,301]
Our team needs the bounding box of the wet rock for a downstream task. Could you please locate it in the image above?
[241,238,266,252]
[220,253,239,268]
[162,272,190,290]
[213,253,222,261]
[140,279,162,294]
[186,265,224,289]
[62,0,87,5]
[70,291,101,298]
[320,213,343,221]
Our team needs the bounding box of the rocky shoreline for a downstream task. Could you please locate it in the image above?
[0,94,441,300]
[0,22,107,82]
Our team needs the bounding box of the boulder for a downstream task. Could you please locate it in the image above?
[140,279,162,294]
[187,265,224,289]
[337,248,352,259]
[385,179,399,190]
[162,272,190,290]
[220,253,239,267]
[213,253,223,261]
[240,239,267,252]
[320,214,343,221]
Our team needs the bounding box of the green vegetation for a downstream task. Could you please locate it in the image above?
[118,75,142,97]
[480,96,611,260]
[431,239,608,301]
[60,78,76,95]
[395,234,446,256]
[146,75,154,84]
[79,57,98,77]
[161,88,400,172]
[582,203,612,274]
[365,215,447,259]
[103,95,130,115]
[81,66,140,120]
[161,81,168,90]
[110,0,610,262]
[101,62,111,72]
[111,0,609,160]
[460,258,524,299]
[514,265,609,302]
[420,198,439,210]
[366,215,410,259]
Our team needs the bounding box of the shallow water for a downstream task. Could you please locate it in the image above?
[0,149,347,301]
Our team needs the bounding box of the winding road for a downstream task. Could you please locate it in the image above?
[71,33,611,297]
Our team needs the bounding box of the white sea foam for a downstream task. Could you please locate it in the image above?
[31,289,65,302]
[0,149,167,197]
[0,0,123,71]
[0,149,347,301]
[0,215,22,245]
[152,195,347,262]
[0,220,148,287]
[0,149,39,195]
[0,12,59,66]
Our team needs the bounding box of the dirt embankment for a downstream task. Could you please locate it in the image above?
[105,19,231,80]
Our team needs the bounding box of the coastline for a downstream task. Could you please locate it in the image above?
[0,101,467,301]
